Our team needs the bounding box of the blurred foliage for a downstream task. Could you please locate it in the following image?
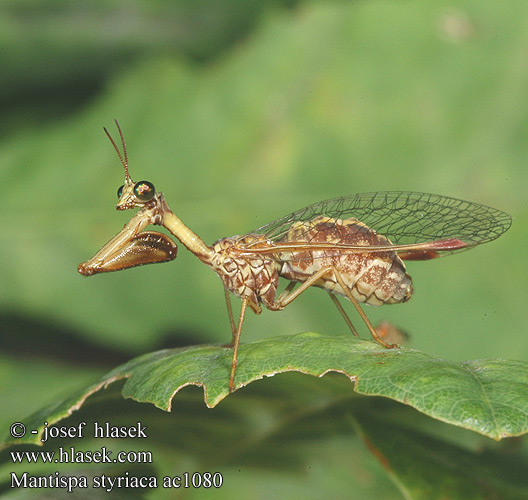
[1,0,527,498]
[0,0,298,133]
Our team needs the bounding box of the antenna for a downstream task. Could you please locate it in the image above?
[104,119,131,182]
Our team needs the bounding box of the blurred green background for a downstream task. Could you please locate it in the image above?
[1,0,527,497]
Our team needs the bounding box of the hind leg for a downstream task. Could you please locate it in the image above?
[271,266,397,349]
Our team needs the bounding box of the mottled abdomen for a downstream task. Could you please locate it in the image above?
[279,216,413,306]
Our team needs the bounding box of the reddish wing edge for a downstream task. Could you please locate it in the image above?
[234,237,468,260]
[397,238,468,260]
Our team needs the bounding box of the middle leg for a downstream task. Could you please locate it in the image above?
[274,265,397,348]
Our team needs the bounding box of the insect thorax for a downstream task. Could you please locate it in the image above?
[278,216,413,306]
[210,235,281,313]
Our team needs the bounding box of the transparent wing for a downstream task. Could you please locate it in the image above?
[237,192,511,257]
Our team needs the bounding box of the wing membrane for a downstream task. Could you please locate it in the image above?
[237,192,511,257]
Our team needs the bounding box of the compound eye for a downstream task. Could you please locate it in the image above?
[133,181,155,201]
[117,185,124,198]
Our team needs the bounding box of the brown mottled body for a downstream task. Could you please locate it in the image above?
[279,216,413,306]
[207,216,413,315]
[209,235,281,314]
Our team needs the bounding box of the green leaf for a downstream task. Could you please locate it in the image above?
[353,407,528,500]
[3,333,527,449]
